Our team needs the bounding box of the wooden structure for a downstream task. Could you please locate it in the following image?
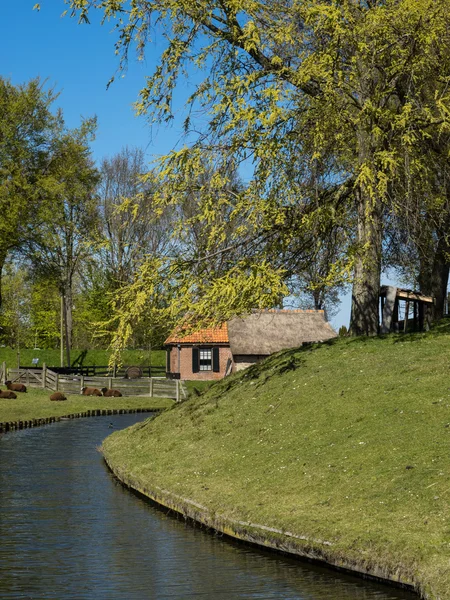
[2,363,186,402]
[380,286,435,333]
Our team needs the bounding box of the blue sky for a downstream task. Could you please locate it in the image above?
[2,2,190,162]
[2,2,373,330]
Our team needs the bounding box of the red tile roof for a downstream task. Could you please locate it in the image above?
[165,322,229,345]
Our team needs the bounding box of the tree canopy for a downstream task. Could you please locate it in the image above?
[55,0,450,339]
[0,76,60,306]
[0,0,437,365]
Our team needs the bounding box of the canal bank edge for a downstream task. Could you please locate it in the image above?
[102,454,421,599]
[0,408,163,434]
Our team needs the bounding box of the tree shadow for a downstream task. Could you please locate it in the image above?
[71,349,88,367]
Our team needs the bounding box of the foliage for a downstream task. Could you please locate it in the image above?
[338,325,348,337]
[0,76,60,306]
[29,118,100,289]
[28,276,60,347]
[105,254,288,367]
[58,0,450,341]
[97,146,173,287]
[26,118,100,361]
[0,262,33,348]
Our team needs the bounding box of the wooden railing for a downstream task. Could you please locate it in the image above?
[48,365,166,377]
[4,364,186,402]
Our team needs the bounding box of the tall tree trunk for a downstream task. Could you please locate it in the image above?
[432,261,449,321]
[63,285,73,367]
[349,186,383,336]
[0,252,6,310]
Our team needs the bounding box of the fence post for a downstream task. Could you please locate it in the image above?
[80,375,84,394]
[55,373,59,391]
[149,378,153,398]
[176,379,180,403]
[42,363,47,389]
[108,377,112,390]
[26,370,30,386]
[2,361,6,384]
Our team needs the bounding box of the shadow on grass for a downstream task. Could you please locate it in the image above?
[71,349,88,367]
[208,343,324,401]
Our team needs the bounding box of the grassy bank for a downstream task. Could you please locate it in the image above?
[0,347,165,368]
[0,387,173,422]
[102,322,450,599]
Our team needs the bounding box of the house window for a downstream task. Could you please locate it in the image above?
[192,347,220,374]
[199,348,212,371]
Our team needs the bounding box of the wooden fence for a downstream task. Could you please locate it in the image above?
[3,363,186,402]
[48,365,166,378]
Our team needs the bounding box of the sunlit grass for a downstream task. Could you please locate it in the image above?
[0,387,173,422]
[102,321,450,599]
[0,347,166,368]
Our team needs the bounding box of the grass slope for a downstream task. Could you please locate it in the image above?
[0,387,173,422]
[102,323,450,599]
[0,347,165,368]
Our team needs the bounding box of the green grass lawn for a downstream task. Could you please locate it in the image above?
[183,380,214,397]
[101,321,450,599]
[0,347,166,369]
[0,386,173,422]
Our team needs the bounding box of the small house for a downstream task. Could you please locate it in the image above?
[165,323,232,381]
[165,310,337,381]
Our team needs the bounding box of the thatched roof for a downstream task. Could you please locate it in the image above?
[227,310,337,356]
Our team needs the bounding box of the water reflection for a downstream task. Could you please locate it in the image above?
[0,415,417,599]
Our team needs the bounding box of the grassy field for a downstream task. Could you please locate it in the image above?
[101,321,450,599]
[0,386,173,422]
[0,347,166,369]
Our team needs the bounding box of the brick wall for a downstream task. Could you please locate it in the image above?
[168,344,233,380]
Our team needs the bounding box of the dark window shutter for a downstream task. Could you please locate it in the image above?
[166,347,171,373]
[212,347,220,372]
[192,348,199,373]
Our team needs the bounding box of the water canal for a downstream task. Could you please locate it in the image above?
[0,414,417,599]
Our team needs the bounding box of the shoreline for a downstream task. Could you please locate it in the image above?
[102,452,421,599]
[0,407,162,434]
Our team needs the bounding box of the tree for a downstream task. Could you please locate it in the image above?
[61,0,450,338]
[27,119,100,366]
[0,76,59,308]
[29,276,60,349]
[380,101,450,326]
[98,146,172,288]
[284,227,350,321]
[0,261,33,350]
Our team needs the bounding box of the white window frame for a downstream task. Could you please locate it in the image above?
[199,348,212,371]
